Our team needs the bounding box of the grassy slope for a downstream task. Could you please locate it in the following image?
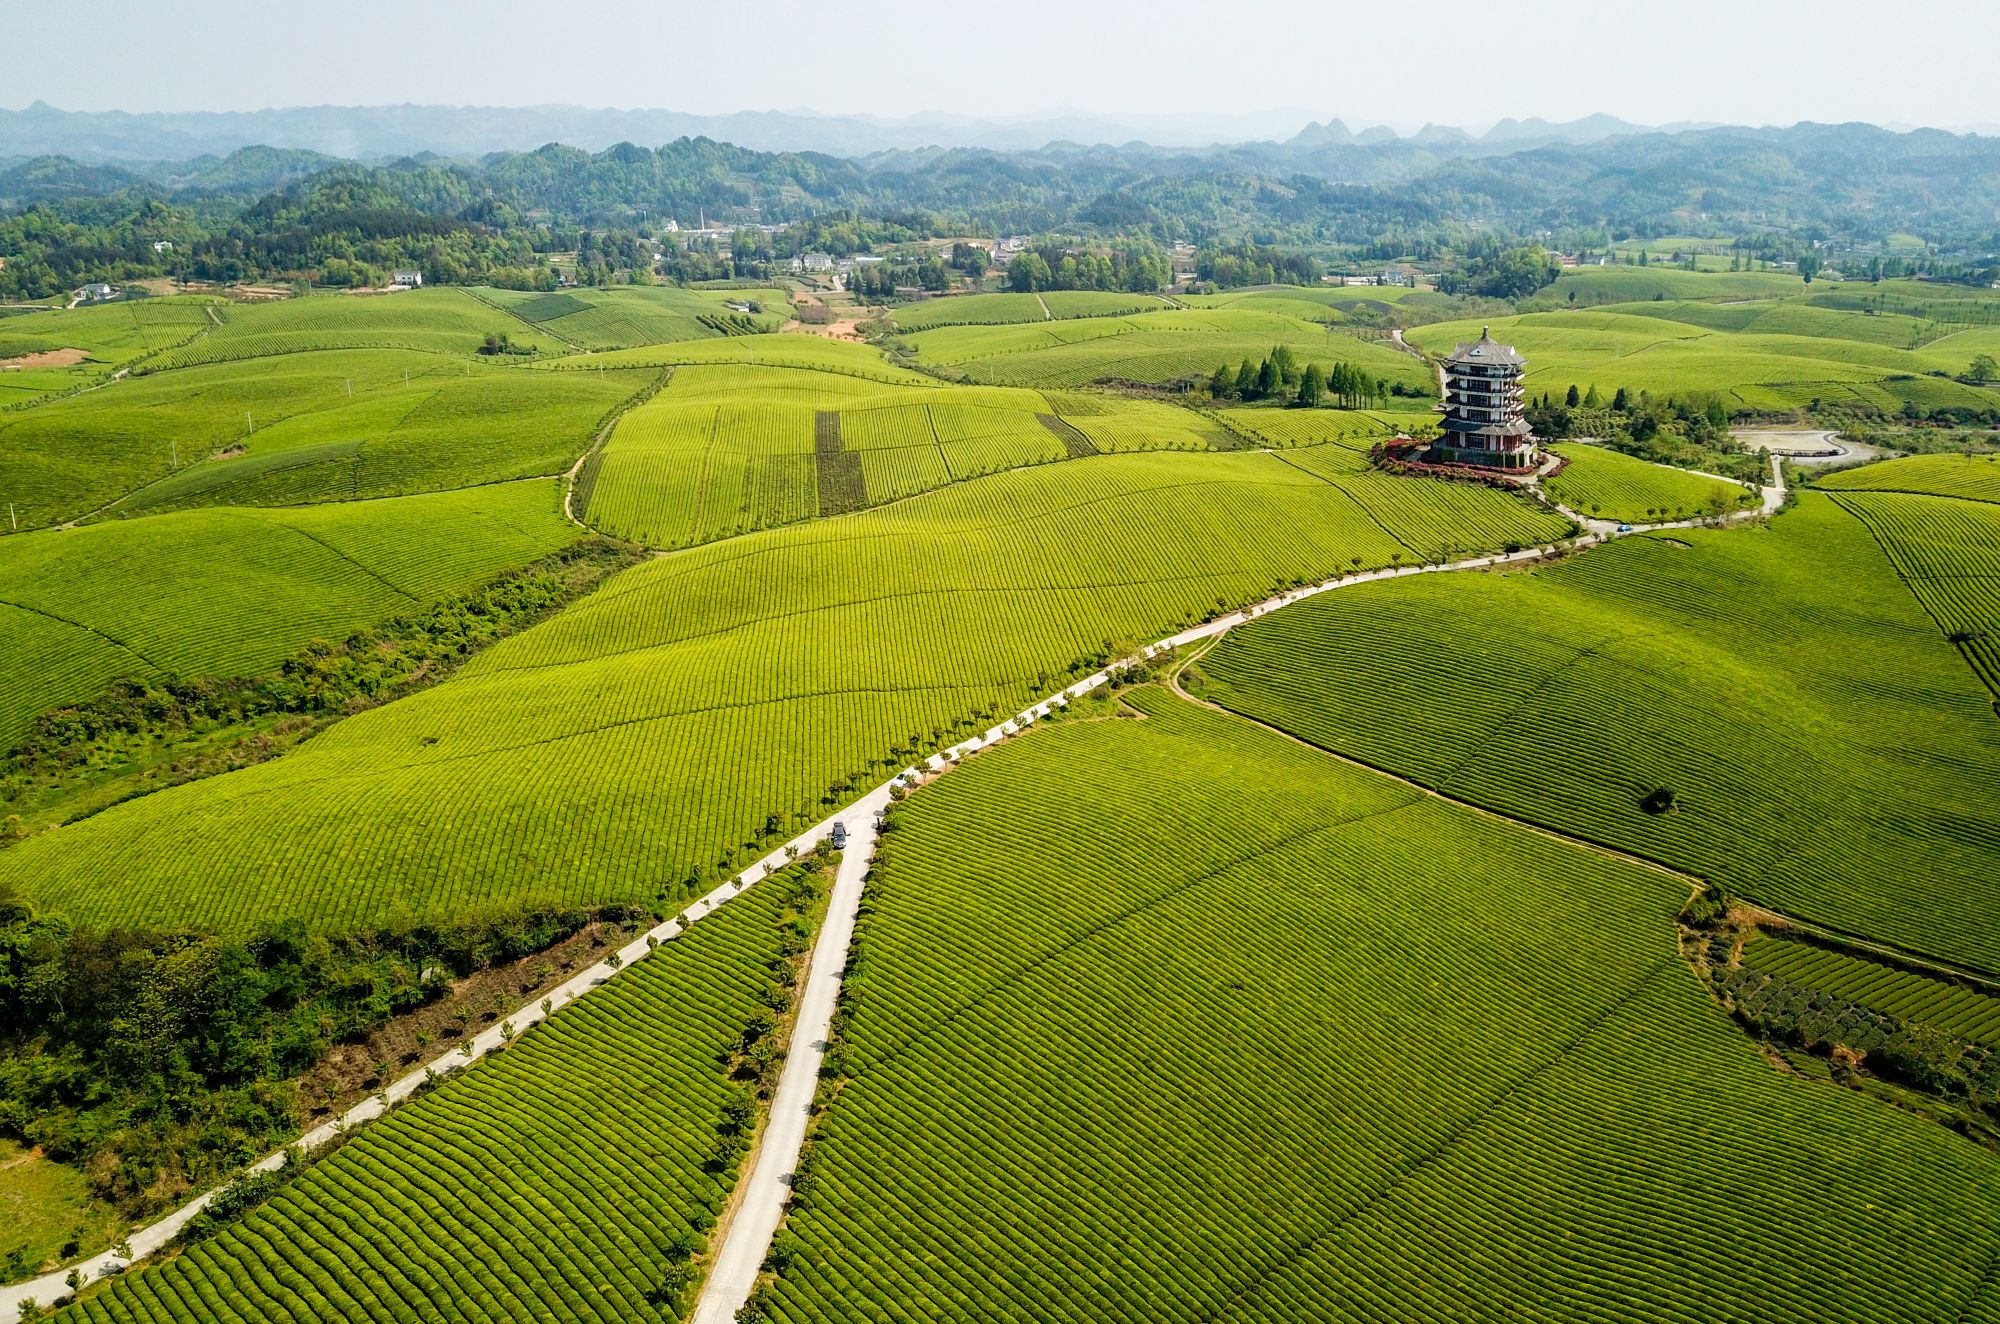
[64,872,804,1324]
[0,1141,123,1279]
[0,479,577,743]
[535,333,938,384]
[0,450,1567,931]
[1196,493,2000,973]
[760,690,2000,1324]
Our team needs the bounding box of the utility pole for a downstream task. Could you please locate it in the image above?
[7,503,15,532]
[246,411,254,435]
[170,439,178,469]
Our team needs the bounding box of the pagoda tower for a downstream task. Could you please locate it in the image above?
[1433,327,1537,470]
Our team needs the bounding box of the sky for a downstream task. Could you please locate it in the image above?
[6,0,1997,135]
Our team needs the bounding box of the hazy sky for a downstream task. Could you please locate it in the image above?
[7,0,1996,133]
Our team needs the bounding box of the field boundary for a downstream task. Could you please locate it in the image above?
[463,287,585,350]
[0,596,165,675]
[1178,674,1701,892]
[1818,483,2000,509]
[563,367,672,529]
[1825,490,2000,702]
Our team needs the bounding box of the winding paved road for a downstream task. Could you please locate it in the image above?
[0,450,1787,1318]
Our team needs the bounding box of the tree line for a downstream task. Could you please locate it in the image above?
[1207,345,1399,408]
[1006,240,1170,293]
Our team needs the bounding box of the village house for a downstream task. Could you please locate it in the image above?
[390,269,423,288]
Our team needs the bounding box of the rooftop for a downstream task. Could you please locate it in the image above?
[1445,327,1526,367]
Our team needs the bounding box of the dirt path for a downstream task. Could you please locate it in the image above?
[1388,329,1445,394]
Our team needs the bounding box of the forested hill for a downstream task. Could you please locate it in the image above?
[3,122,1999,297]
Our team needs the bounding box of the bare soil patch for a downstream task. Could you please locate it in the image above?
[0,347,88,370]
[296,918,646,1118]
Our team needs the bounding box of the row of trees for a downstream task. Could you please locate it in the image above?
[1194,243,1321,289]
[1208,345,1396,407]
[1006,240,1170,293]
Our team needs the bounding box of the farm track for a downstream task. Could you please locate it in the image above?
[691,802,884,1324]
[0,445,1803,1316]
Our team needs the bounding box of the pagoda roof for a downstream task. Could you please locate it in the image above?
[1444,326,1526,367]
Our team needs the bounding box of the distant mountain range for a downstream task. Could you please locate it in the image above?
[0,100,1874,165]
[1288,114,1721,149]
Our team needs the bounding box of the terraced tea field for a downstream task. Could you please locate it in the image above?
[907,307,1434,395]
[1820,450,2000,503]
[0,478,577,741]
[482,284,785,348]
[1180,283,1427,324]
[0,348,651,527]
[582,368,1430,548]
[1407,306,2000,414]
[754,690,2000,1324]
[1196,494,2000,973]
[1827,483,2000,695]
[541,332,940,384]
[146,288,571,368]
[1740,934,2000,1047]
[1544,443,1756,522]
[1534,265,1811,308]
[1213,406,1440,449]
[0,297,217,404]
[889,290,1168,330]
[0,449,1567,930]
[62,867,813,1324]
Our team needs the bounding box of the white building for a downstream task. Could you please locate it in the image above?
[391,269,423,287]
